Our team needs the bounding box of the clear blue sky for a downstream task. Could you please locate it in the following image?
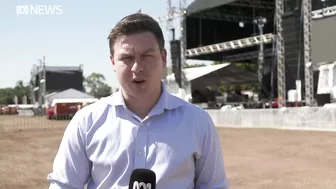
[0,0,190,89]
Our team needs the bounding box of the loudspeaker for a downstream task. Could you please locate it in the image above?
[316,93,331,106]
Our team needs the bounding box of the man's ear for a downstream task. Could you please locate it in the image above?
[110,55,116,72]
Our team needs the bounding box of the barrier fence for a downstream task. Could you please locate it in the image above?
[206,107,336,132]
[0,114,70,132]
[1,107,335,132]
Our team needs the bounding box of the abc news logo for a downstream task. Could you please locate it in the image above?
[132,181,152,189]
[16,5,63,15]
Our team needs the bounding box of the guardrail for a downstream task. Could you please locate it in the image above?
[206,107,336,132]
[1,107,335,133]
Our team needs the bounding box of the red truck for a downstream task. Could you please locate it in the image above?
[46,98,97,120]
[46,101,82,120]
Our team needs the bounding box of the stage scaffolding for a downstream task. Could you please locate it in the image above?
[162,0,318,107]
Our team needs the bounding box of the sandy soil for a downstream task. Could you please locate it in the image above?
[0,115,335,189]
[220,128,336,189]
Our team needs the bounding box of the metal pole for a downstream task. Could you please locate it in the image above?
[38,59,42,107]
[258,23,264,99]
[254,17,267,100]
[43,56,46,105]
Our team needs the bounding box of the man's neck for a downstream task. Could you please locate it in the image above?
[122,86,162,119]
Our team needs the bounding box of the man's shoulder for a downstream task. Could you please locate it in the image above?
[73,95,114,122]
[167,93,210,119]
[169,96,216,137]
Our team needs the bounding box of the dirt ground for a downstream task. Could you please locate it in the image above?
[0,115,335,189]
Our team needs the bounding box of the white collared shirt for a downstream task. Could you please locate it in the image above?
[48,84,229,189]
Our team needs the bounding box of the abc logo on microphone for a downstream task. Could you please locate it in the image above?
[132,181,152,189]
[129,169,156,189]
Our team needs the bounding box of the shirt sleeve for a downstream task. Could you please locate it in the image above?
[47,111,91,189]
[194,111,229,189]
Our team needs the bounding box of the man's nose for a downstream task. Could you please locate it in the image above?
[131,60,144,73]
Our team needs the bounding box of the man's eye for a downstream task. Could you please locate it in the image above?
[122,57,132,60]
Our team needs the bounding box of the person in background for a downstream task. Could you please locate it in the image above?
[47,12,229,189]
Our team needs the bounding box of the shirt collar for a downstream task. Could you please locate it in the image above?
[101,81,184,111]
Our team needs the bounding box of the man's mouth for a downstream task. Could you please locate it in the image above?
[133,79,146,84]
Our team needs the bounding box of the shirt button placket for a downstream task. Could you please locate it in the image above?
[134,122,147,169]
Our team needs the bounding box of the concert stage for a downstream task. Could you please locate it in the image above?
[177,0,336,106]
[30,61,85,106]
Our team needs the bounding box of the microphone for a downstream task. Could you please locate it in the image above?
[129,168,156,189]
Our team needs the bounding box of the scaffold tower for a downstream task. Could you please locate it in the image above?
[303,0,314,106]
[275,0,286,107]
[158,0,184,76]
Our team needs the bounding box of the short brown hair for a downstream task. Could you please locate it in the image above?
[107,13,165,56]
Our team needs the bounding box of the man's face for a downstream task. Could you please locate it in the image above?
[110,31,166,98]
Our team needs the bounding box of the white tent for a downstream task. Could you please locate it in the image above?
[317,61,336,100]
[44,88,98,106]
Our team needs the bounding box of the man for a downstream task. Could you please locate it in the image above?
[48,13,229,189]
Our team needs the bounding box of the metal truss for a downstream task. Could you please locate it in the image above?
[189,8,274,23]
[186,33,275,58]
[157,0,185,77]
[180,0,187,89]
[163,0,175,76]
[188,11,254,23]
[275,0,286,107]
[220,49,274,62]
[230,0,274,9]
[303,0,314,106]
[312,5,336,19]
[157,7,184,23]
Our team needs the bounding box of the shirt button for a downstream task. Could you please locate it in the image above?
[138,152,142,156]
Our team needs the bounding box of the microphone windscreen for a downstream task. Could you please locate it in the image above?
[129,169,156,189]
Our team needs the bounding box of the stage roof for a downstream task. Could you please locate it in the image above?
[167,64,257,85]
[185,0,275,62]
[45,66,82,72]
[187,0,234,15]
[183,63,229,81]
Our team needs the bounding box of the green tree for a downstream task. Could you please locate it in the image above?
[184,63,206,68]
[212,61,257,72]
[14,80,31,102]
[84,73,112,98]
[0,80,31,104]
[0,88,14,104]
[212,61,259,92]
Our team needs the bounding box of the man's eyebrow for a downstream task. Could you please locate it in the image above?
[143,48,155,54]
[118,49,133,55]
[119,51,132,55]
[117,52,133,59]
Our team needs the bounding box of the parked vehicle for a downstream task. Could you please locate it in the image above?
[46,102,82,120]
[45,98,97,120]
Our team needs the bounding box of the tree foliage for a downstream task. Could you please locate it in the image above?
[212,61,260,92]
[212,61,257,72]
[0,72,113,105]
[84,73,112,98]
[0,80,31,105]
[184,63,206,68]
